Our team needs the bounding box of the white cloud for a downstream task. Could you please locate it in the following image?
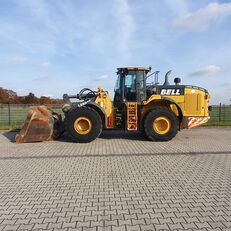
[40,62,52,68]
[6,57,28,65]
[42,93,53,98]
[189,65,221,77]
[96,75,108,81]
[172,2,231,31]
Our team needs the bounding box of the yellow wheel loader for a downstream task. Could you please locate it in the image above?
[16,67,211,143]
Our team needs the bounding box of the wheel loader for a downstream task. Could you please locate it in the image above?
[16,67,211,143]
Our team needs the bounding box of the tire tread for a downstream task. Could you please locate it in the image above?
[66,106,102,143]
[143,106,178,141]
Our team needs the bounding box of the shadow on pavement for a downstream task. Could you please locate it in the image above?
[2,131,71,143]
[2,131,17,142]
[2,130,148,143]
[99,130,147,141]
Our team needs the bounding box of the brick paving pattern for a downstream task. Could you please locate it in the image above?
[0,128,231,231]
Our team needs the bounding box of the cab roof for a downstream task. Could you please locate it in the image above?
[117,67,151,72]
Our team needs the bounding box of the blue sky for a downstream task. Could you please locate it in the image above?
[0,0,231,104]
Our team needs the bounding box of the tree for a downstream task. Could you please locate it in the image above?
[39,96,52,105]
[0,87,18,103]
[0,87,62,104]
[24,92,39,104]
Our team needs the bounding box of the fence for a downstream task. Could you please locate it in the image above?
[0,104,231,129]
[207,104,231,126]
[0,104,63,129]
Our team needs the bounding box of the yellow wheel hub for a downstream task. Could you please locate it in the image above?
[153,116,170,135]
[74,117,92,135]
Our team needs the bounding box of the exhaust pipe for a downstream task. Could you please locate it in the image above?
[163,70,172,86]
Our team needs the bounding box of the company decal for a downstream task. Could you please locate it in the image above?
[76,99,91,107]
[160,89,181,96]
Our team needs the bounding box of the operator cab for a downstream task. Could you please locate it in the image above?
[114,67,151,107]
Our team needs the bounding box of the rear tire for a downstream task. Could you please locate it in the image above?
[143,107,178,141]
[66,106,102,143]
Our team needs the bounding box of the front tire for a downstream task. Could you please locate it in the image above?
[66,106,102,143]
[143,107,178,141]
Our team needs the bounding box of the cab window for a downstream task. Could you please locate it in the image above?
[124,71,136,101]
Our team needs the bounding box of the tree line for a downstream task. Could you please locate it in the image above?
[0,87,62,104]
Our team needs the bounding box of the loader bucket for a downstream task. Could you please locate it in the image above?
[15,106,64,143]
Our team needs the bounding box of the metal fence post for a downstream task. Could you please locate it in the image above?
[219,103,222,122]
[8,103,11,126]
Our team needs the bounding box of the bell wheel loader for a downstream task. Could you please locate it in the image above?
[16,67,211,143]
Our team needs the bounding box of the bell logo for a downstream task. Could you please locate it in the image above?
[160,89,180,95]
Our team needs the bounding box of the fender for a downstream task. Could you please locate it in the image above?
[87,102,108,127]
[161,96,184,122]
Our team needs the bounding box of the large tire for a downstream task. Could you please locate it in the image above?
[65,106,102,143]
[143,106,178,141]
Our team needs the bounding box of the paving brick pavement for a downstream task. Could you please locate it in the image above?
[0,128,231,231]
